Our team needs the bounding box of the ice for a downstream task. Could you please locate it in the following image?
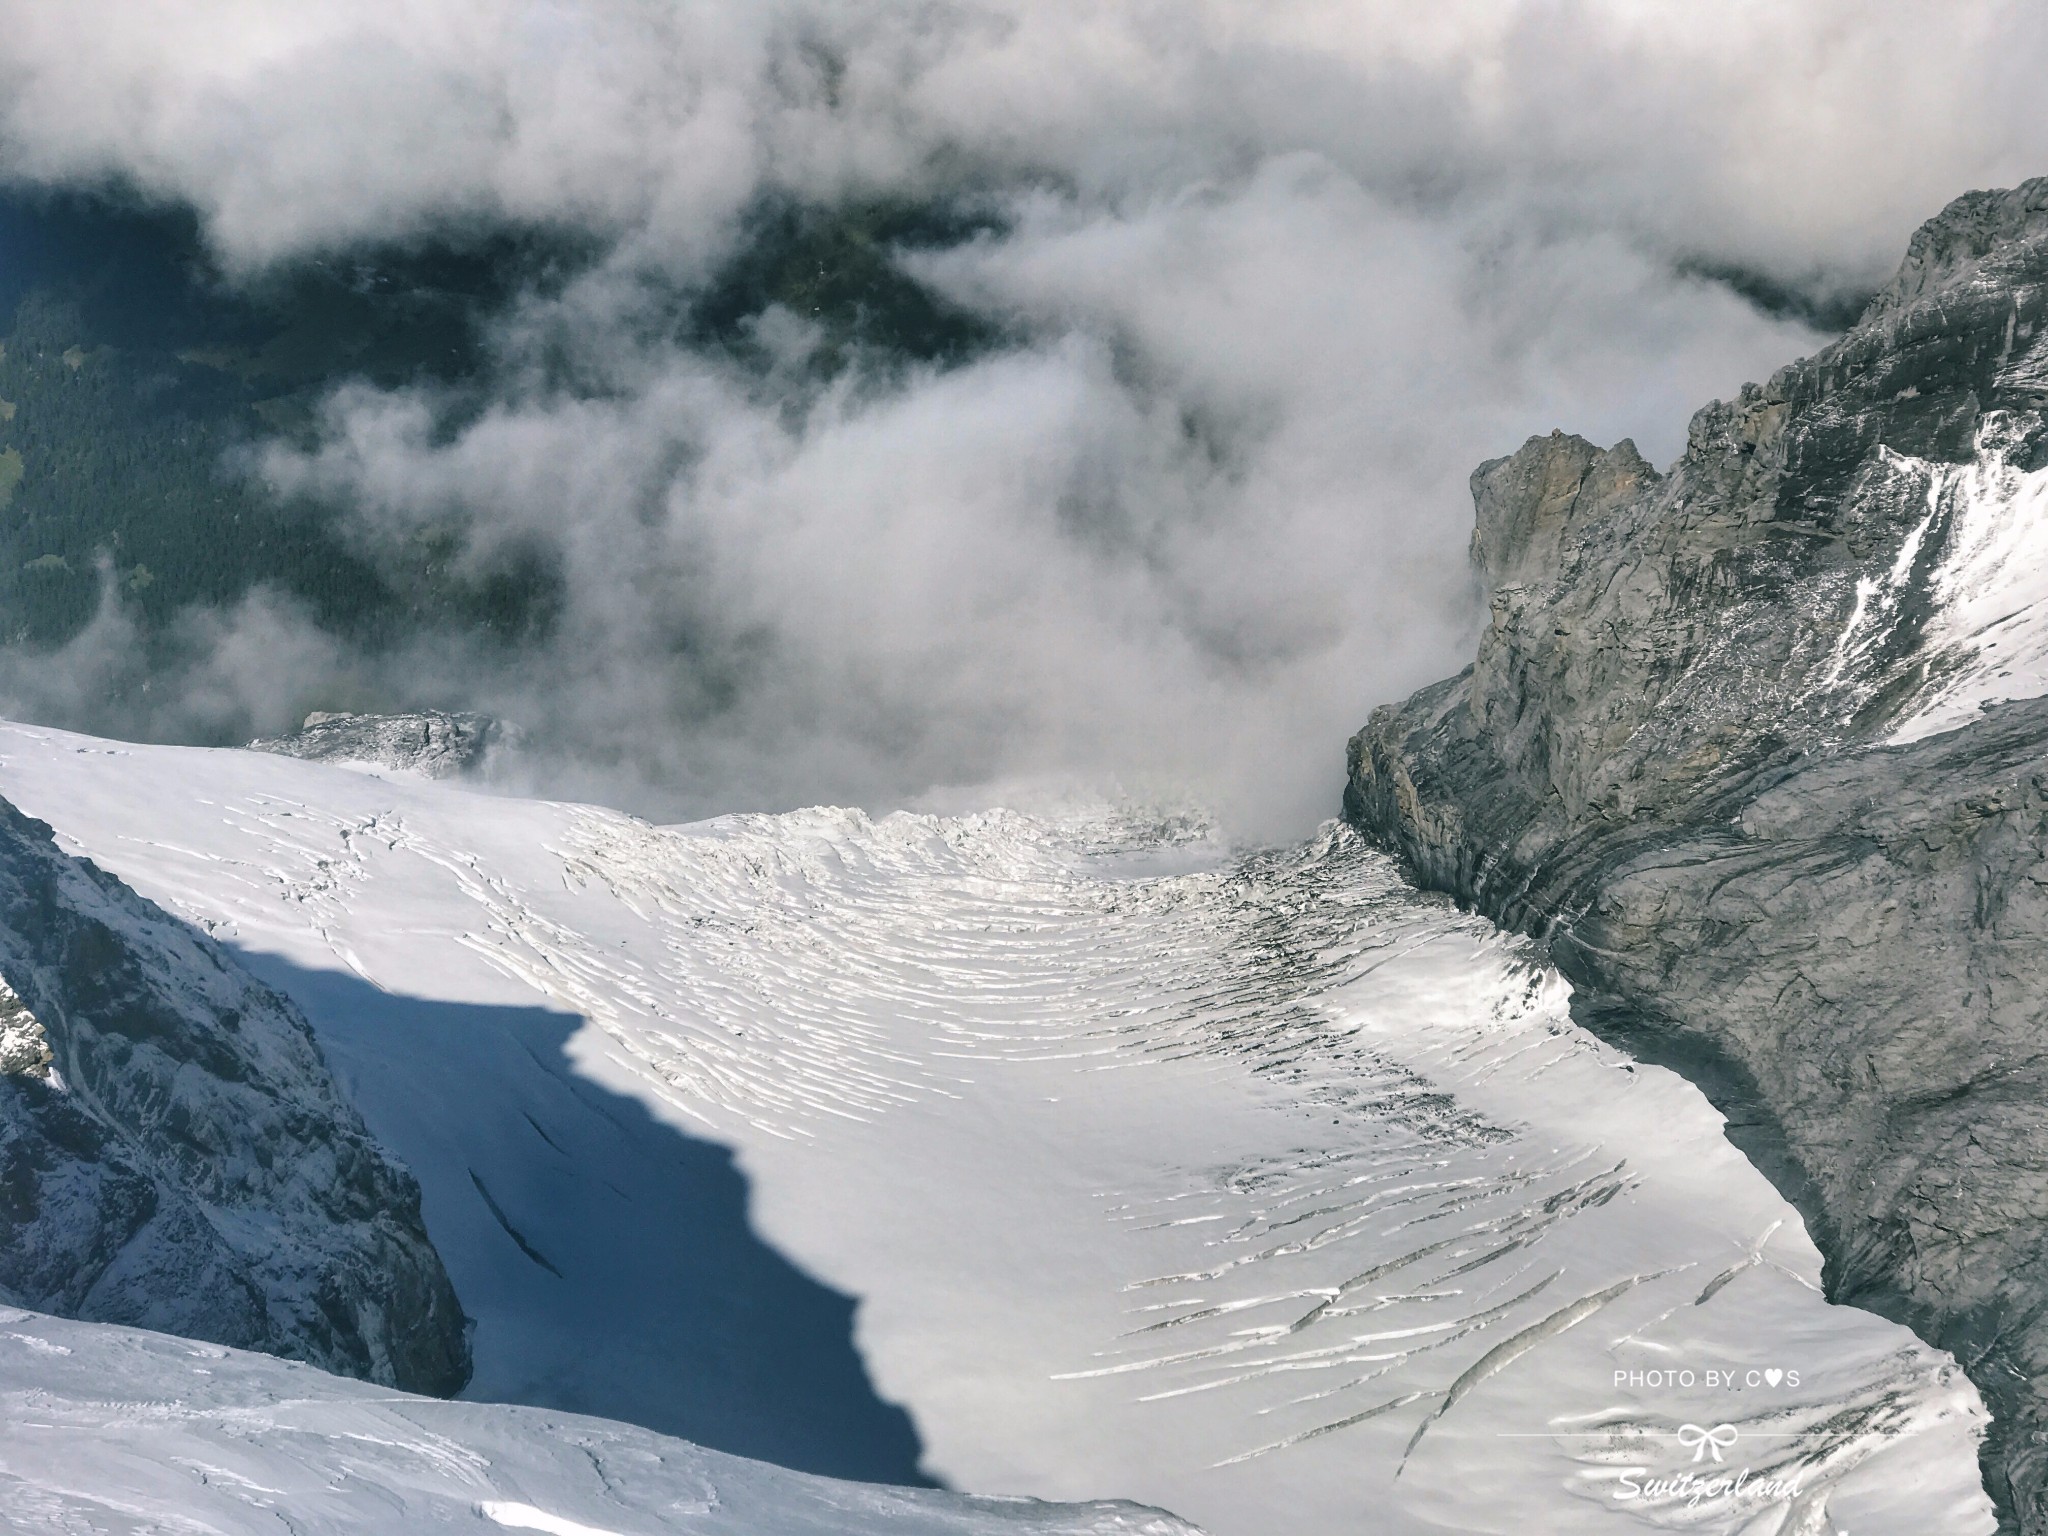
[0,722,1997,1535]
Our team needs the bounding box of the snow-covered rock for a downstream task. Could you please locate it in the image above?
[0,977,50,1078]
[250,709,504,779]
[0,790,468,1394]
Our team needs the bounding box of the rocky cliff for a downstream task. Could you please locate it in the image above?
[250,710,506,779]
[1346,177,2048,1530]
[0,794,469,1393]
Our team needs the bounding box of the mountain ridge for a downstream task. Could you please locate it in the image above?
[1347,176,2048,1531]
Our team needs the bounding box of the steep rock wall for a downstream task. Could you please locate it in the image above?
[1347,178,2048,1531]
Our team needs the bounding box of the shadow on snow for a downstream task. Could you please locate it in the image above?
[238,951,935,1488]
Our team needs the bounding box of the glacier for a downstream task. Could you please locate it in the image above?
[0,721,1997,1534]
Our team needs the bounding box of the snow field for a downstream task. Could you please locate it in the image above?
[0,723,1994,1535]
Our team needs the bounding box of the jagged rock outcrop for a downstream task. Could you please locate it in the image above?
[0,795,470,1394]
[0,978,52,1077]
[250,709,505,779]
[1346,177,2048,1531]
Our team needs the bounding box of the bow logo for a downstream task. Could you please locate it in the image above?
[1675,1423,1739,1463]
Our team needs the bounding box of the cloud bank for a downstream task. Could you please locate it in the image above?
[4,2,2044,833]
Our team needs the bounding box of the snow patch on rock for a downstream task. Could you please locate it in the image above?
[0,976,50,1077]
[1888,414,2048,742]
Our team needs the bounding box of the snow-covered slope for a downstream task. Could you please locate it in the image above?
[1878,419,2048,744]
[0,723,1995,1535]
[0,1306,1190,1536]
[1805,414,2048,744]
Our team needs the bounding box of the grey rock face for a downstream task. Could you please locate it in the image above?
[250,710,503,779]
[1347,178,2048,1531]
[0,795,470,1395]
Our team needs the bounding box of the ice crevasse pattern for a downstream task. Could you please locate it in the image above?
[0,722,1995,1536]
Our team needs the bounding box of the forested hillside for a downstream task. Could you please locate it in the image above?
[0,189,992,741]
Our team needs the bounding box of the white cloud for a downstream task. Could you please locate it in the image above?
[2,1,2037,832]
[9,2,2044,280]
